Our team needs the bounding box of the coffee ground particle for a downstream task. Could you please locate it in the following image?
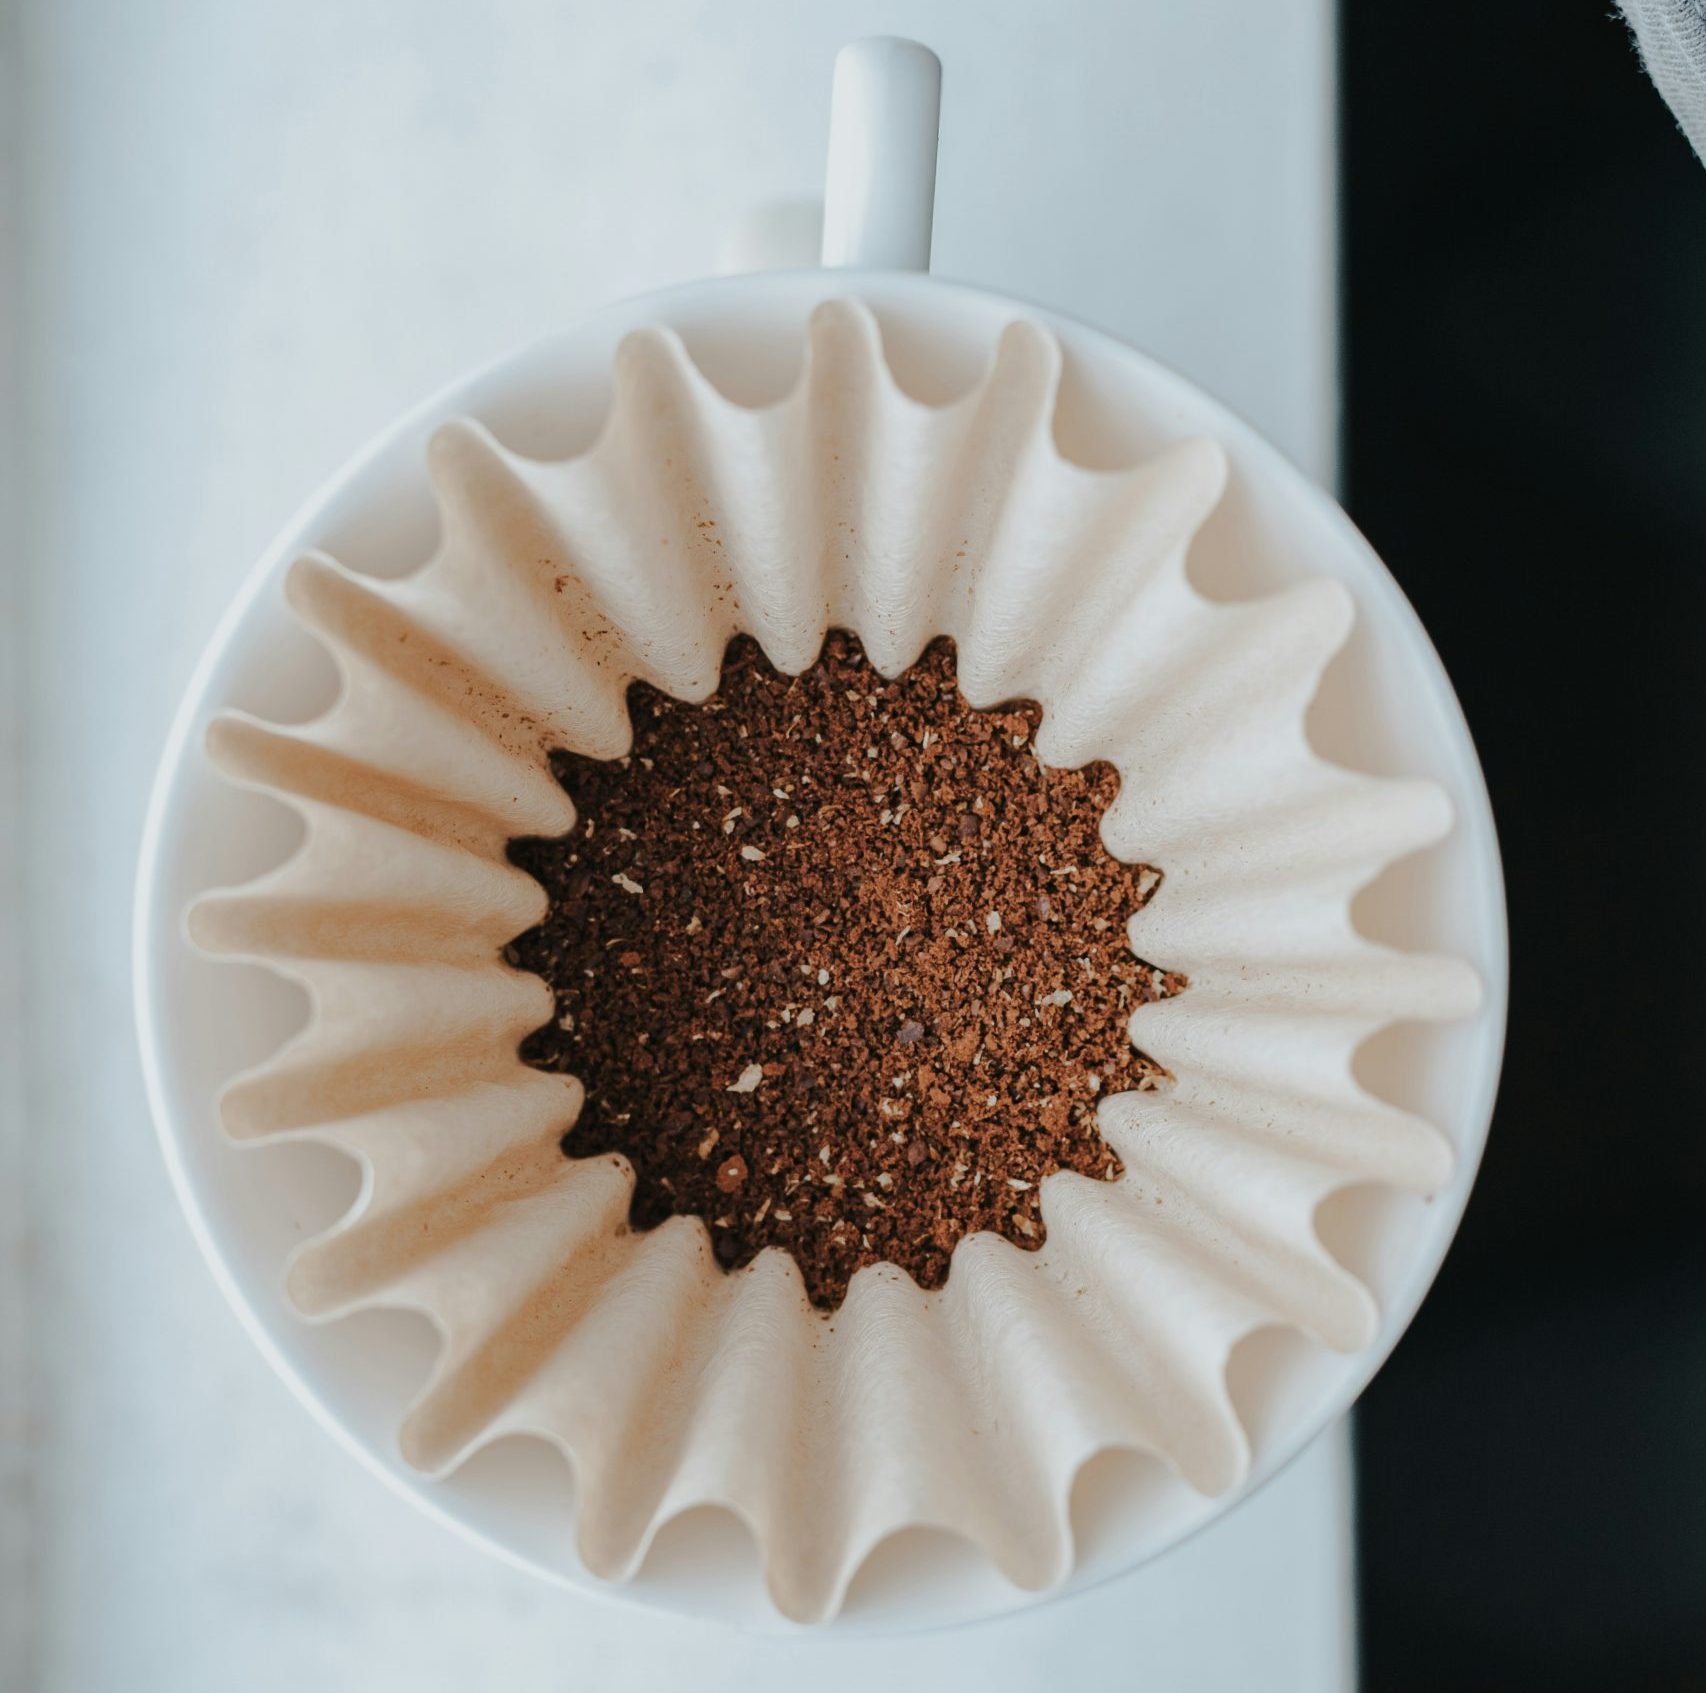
[507,631,1184,1311]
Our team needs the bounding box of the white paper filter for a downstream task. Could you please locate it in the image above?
[190,298,1479,1621]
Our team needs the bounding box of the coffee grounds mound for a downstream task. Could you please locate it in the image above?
[506,630,1184,1311]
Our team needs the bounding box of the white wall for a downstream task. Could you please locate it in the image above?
[7,3,1345,1688]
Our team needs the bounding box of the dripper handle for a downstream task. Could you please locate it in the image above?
[821,38,941,272]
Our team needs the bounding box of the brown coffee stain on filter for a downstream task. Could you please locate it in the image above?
[507,630,1185,1310]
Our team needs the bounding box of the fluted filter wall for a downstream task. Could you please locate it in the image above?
[188,299,1478,1621]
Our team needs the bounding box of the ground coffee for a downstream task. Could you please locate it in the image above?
[507,631,1182,1310]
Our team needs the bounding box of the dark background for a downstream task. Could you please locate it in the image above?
[1343,2,1706,1687]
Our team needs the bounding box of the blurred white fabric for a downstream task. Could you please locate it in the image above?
[1620,0,1706,161]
